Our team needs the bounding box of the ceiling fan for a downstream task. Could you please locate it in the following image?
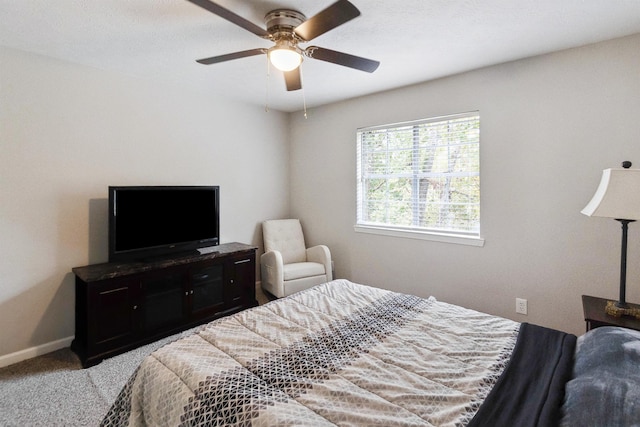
[186,0,380,91]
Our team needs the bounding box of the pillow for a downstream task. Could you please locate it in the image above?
[561,326,640,426]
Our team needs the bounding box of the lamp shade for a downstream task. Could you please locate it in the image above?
[581,168,640,220]
[269,47,302,72]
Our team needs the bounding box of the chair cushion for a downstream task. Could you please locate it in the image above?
[283,262,326,281]
[262,219,307,264]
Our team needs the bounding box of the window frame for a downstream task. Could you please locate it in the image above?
[355,112,484,247]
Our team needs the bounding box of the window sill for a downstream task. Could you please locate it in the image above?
[354,224,485,247]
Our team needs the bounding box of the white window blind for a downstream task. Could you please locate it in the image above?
[356,112,481,240]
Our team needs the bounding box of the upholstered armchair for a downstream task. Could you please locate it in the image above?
[260,219,332,298]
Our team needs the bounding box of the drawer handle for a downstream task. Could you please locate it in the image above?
[234,259,251,265]
[100,287,128,295]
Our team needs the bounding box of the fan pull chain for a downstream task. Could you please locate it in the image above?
[264,58,271,112]
[302,88,308,119]
[265,60,309,117]
[300,66,308,119]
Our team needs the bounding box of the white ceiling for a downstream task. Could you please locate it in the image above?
[2,0,640,112]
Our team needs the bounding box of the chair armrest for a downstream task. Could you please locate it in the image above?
[260,250,285,297]
[306,245,332,281]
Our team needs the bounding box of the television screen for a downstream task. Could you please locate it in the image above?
[109,186,219,262]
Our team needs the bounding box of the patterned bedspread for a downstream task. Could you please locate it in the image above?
[102,279,521,426]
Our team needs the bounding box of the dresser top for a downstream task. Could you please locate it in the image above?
[73,242,256,282]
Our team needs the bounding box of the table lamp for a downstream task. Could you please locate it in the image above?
[581,161,640,317]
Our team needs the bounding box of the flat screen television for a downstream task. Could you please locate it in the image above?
[108,186,220,262]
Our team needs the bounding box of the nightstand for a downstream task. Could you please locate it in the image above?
[582,295,640,332]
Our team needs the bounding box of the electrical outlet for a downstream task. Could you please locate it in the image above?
[516,298,528,315]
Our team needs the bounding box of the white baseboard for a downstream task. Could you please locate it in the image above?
[0,336,74,369]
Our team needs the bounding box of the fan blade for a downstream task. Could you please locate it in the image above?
[294,0,360,41]
[305,46,379,73]
[186,0,269,37]
[196,49,265,65]
[284,68,302,91]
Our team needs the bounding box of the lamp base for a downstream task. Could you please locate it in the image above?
[605,300,640,319]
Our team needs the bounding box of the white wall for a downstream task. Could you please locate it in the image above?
[289,34,640,336]
[2,33,639,363]
[0,47,290,361]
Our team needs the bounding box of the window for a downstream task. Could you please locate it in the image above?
[356,112,482,246]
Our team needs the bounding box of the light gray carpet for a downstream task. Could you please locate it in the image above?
[0,284,273,426]
[0,328,199,426]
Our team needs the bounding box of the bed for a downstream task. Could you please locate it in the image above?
[100,279,639,426]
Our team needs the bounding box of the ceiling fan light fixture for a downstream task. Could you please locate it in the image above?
[189,0,380,92]
[268,44,302,72]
